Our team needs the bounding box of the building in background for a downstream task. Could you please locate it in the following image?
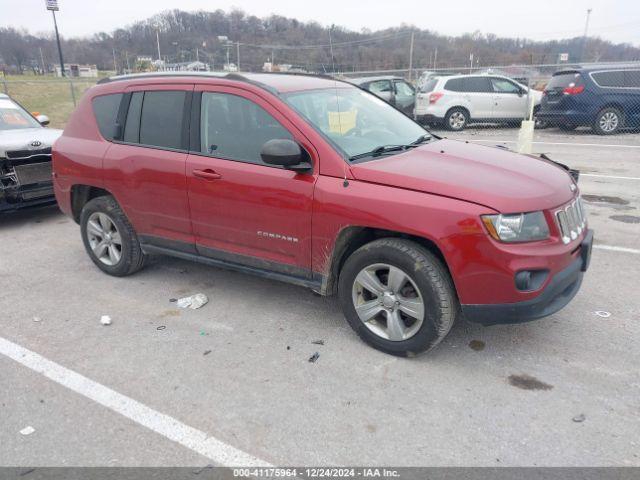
[55,64,98,77]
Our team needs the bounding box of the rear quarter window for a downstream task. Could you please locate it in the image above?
[92,93,123,140]
[591,71,626,88]
[444,78,464,92]
[625,70,640,88]
[420,79,438,93]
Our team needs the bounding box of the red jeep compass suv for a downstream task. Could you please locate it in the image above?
[52,72,592,356]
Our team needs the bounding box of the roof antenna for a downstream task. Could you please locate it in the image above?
[329,25,349,188]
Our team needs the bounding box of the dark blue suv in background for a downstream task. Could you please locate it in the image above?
[538,66,640,134]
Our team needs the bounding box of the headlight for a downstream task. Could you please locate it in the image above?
[482,212,550,243]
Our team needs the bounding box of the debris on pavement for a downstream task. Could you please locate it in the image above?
[594,311,611,318]
[311,340,325,345]
[100,315,112,326]
[156,325,166,331]
[286,346,291,350]
[19,426,35,436]
[32,316,42,323]
[308,352,320,363]
[573,414,586,423]
[176,293,209,310]
[203,350,212,356]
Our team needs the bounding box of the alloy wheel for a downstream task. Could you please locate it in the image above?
[599,111,619,133]
[351,263,425,341]
[86,212,123,266]
[449,111,466,129]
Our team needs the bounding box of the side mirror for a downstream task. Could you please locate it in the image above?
[260,139,311,173]
[36,114,50,126]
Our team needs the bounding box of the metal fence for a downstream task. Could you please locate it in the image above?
[3,61,639,147]
[339,61,640,146]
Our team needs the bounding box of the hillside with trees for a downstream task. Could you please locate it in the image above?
[2,9,639,74]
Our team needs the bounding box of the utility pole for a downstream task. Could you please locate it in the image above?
[46,1,66,76]
[434,47,438,69]
[156,29,162,61]
[581,8,593,62]
[408,31,415,81]
[112,48,117,74]
[39,47,46,75]
[125,51,130,72]
[236,42,240,71]
[196,47,200,63]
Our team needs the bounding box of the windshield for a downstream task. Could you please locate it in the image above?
[283,87,428,160]
[0,98,41,130]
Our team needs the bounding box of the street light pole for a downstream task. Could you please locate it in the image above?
[51,8,65,76]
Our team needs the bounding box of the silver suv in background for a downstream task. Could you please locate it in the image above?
[415,74,543,131]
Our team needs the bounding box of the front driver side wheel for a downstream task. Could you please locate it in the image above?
[338,238,458,357]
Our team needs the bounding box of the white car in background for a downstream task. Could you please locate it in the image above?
[0,94,61,212]
[415,74,543,131]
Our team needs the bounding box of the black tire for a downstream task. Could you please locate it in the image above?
[533,107,548,129]
[558,123,577,131]
[338,238,458,357]
[444,107,468,131]
[80,195,145,277]
[592,107,623,135]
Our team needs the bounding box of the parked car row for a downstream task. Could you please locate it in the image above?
[350,66,640,135]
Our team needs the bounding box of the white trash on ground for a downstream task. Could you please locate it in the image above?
[19,426,35,436]
[594,311,611,318]
[32,316,42,323]
[176,293,209,310]
[100,315,112,326]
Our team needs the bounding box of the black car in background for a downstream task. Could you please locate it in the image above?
[538,66,640,134]
[348,76,416,117]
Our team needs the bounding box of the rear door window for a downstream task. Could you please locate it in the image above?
[591,71,626,88]
[463,77,493,93]
[92,93,123,140]
[138,91,187,150]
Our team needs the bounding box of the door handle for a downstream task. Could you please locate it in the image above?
[193,169,222,180]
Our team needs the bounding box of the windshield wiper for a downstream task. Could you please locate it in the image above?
[410,134,432,145]
[349,144,408,161]
[349,136,433,161]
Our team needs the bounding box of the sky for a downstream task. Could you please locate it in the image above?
[1,0,639,46]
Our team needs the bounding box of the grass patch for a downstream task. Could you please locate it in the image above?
[2,75,99,129]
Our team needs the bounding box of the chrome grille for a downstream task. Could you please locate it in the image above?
[556,196,587,244]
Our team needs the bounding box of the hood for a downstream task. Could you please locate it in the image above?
[0,127,63,157]
[350,139,576,213]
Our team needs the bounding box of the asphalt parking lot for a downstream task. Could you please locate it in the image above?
[1,127,639,467]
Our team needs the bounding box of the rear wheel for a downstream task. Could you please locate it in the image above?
[80,196,145,276]
[444,108,468,131]
[338,238,458,357]
[593,107,623,135]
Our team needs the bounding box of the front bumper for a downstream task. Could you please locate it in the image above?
[461,229,593,326]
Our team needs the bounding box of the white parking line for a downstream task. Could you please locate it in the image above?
[0,336,271,467]
[594,244,640,255]
[581,173,640,181]
[469,139,640,149]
